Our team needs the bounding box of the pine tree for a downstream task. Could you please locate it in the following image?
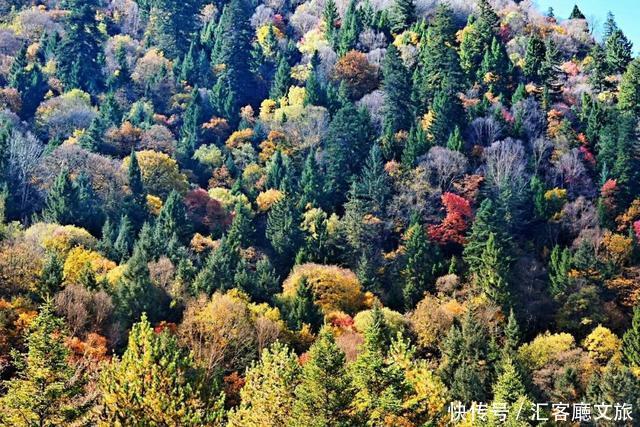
[270,55,292,100]
[286,278,323,331]
[75,172,103,234]
[266,196,303,274]
[323,0,340,50]
[337,0,361,55]
[99,314,225,425]
[623,305,640,367]
[304,51,325,106]
[144,0,200,58]
[549,245,572,297]
[56,0,103,93]
[125,150,149,229]
[300,151,324,209]
[492,356,526,405]
[402,220,443,310]
[522,34,546,81]
[349,305,407,424]
[382,44,414,136]
[43,168,79,225]
[477,37,512,97]
[569,5,585,19]
[351,144,391,216]
[114,215,135,262]
[192,235,241,295]
[324,104,374,209]
[619,58,640,117]
[115,246,168,327]
[135,221,160,261]
[0,303,86,427]
[292,328,353,426]
[389,0,415,33]
[476,232,511,307]
[605,29,633,74]
[253,257,279,303]
[177,88,202,163]
[154,190,191,244]
[211,0,257,124]
[428,78,464,146]
[504,309,520,356]
[37,252,64,299]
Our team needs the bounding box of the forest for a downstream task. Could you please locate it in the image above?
[1,0,640,424]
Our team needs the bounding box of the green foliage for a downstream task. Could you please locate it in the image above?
[382,44,414,136]
[99,314,225,425]
[623,305,640,367]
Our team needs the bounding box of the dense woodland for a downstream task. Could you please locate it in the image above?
[2,0,640,424]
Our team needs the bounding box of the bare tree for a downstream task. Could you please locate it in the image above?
[425,146,468,191]
[7,129,44,220]
[484,138,527,192]
[554,149,594,197]
[532,137,553,174]
[469,116,503,147]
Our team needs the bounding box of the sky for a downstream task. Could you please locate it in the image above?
[535,0,640,51]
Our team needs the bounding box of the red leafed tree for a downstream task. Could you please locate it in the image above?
[185,188,232,235]
[428,192,473,245]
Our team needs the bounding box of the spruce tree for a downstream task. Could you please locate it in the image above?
[605,29,633,74]
[75,172,103,234]
[299,151,324,209]
[270,55,292,100]
[192,236,241,295]
[43,168,79,226]
[323,0,340,50]
[619,58,640,117]
[114,215,135,262]
[56,0,103,93]
[99,314,225,425]
[38,252,64,298]
[177,88,202,163]
[337,0,361,55]
[522,34,546,81]
[492,356,526,405]
[402,220,443,310]
[382,43,413,136]
[286,278,323,331]
[125,150,149,229]
[266,196,303,274]
[623,305,640,367]
[292,328,353,426]
[569,5,585,19]
[154,190,191,244]
[0,302,86,426]
[548,245,572,297]
[389,0,415,33]
[304,51,325,106]
[144,0,200,58]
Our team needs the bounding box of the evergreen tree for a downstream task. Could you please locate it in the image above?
[99,314,225,425]
[623,305,640,367]
[382,44,414,136]
[477,37,512,97]
[192,236,241,295]
[619,57,640,117]
[569,5,585,19]
[304,51,325,106]
[38,252,64,299]
[522,34,546,81]
[9,44,47,118]
[605,29,633,74]
[56,0,103,93]
[125,150,149,229]
[144,0,200,58]
[300,151,324,209]
[99,217,118,260]
[253,257,280,303]
[323,0,340,50]
[154,190,191,244]
[548,245,572,297]
[135,221,160,261]
[351,144,391,216]
[115,246,168,327]
[266,196,303,274]
[401,220,443,310]
[492,356,526,405]
[292,328,353,426]
[286,278,323,331]
[349,305,407,424]
[503,309,520,356]
[588,43,609,92]
[428,78,464,146]
[114,215,135,262]
[323,104,374,209]
[337,0,361,55]
[75,172,103,234]
[389,0,415,33]
[211,0,257,124]
[0,303,86,427]
[42,168,79,225]
[177,88,203,163]
[401,124,428,168]
[270,55,292,100]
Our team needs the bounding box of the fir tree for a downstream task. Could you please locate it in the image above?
[38,252,64,298]
[177,88,202,163]
[125,150,149,229]
[619,57,640,117]
[492,356,526,405]
[192,236,241,295]
[286,278,323,331]
[43,168,79,226]
[605,30,633,75]
[75,172,103,234]
[154,190,191,244]
[522,34,546,81]
[114,215,135,262]
[323,0,340,50]
[623,305,640,367]
[0,302,87,427]
[382,43,414,136]
[56,0,103,93]
[270,55,292,100]
[299,151,324,209]
[304,51,325,106]
[292,328,353,426]
[548,245,572,297]
[337,0,361,55]
[99,314,225,425]
[144,0,200,58]
[389,0,415,33]
[266,196,303,274]
[569,5,585,19]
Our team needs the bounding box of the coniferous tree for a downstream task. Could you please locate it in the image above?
[337,0,361,55]
[623,305,640,367]
[192,235,241,295]
[0,303,86,427]
[522,34,546,81]
[292,327,353,426]
[56,0,103,93]
[323,0,340,50]
[99,217,117,260]
[267,196,303,274]
[569,5,585,19]
[351,144,391,216]
[304,51,325,106]
[382,44,413,137]
[9,44,47,118]
[125,150,149,229]
[401,220,443,310]
[75,172,103,234]
[211,0,257,124]
[38,252,64,298]
[548,245,572,297]
[286,278,323,331]
[619,57,640,117]
[300,151,324,209]
[389,0,415,33]
[144,0,200,58]
[99,314,225,425]
[270,55,292,100]
[428,78,464,146]
[43,168,79,225]
[154,190,191,244]
[605,29,633,74]
[492,356,526,404]
[114,215,135,262]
